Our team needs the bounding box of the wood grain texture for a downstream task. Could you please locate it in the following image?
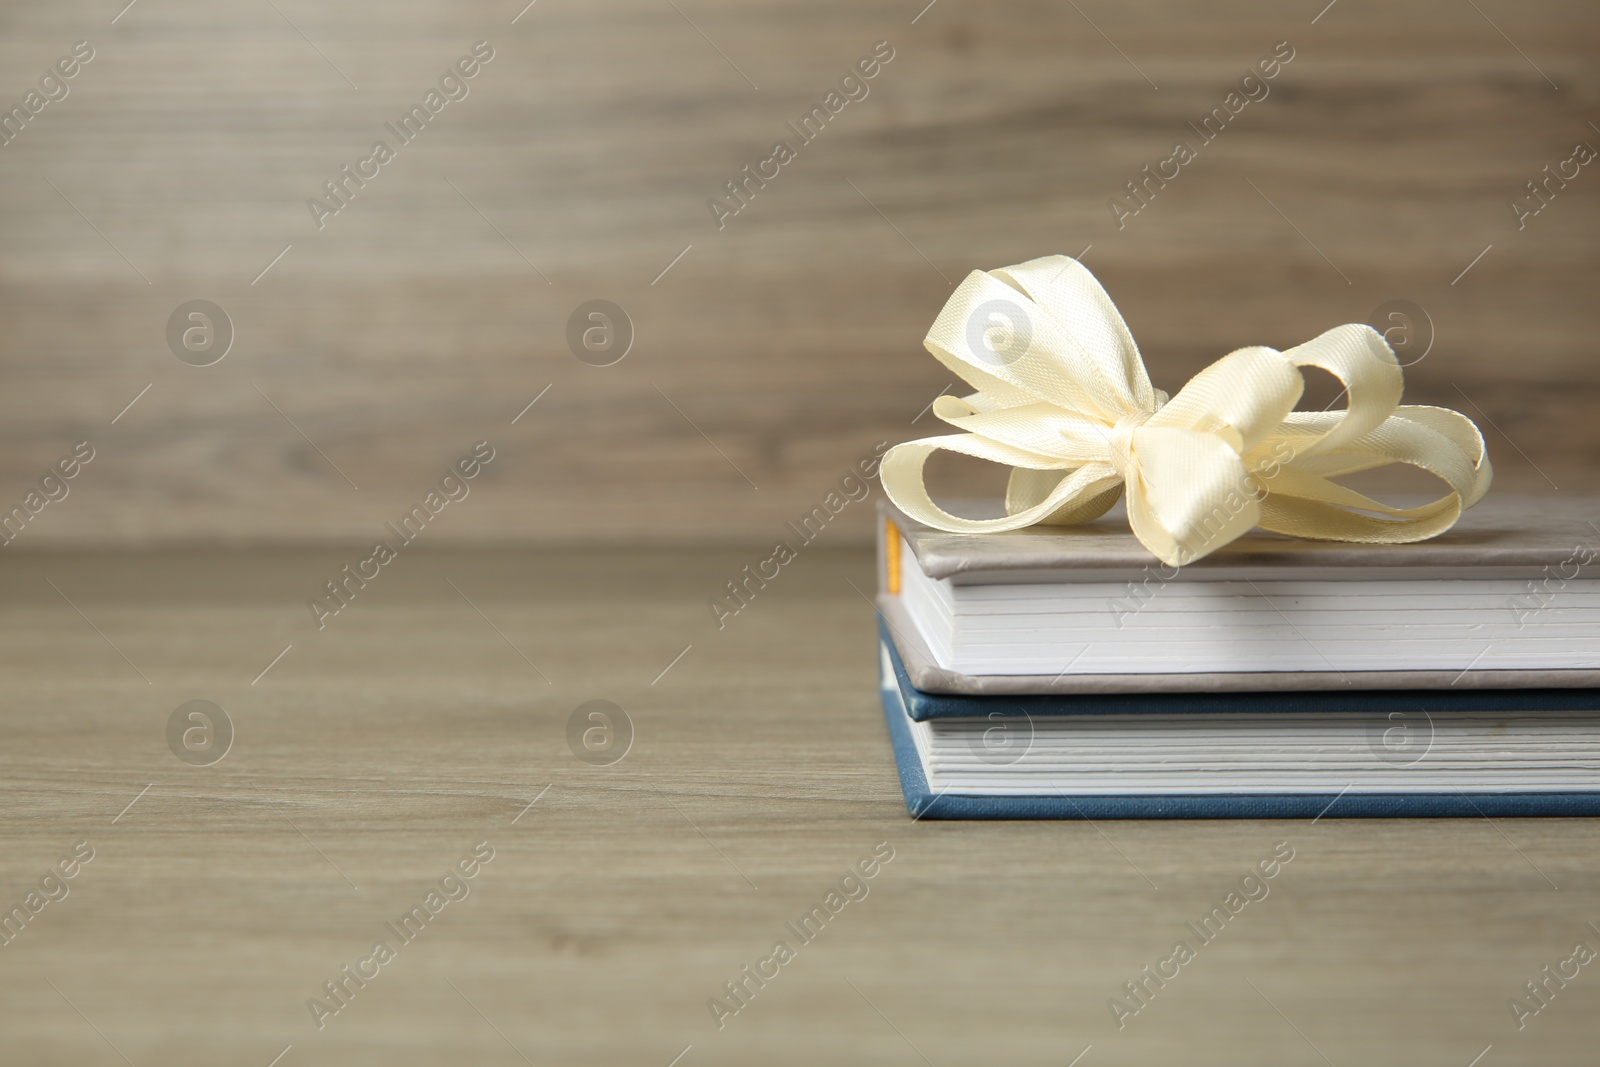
[0,545,1596,1064]
[0,0,1596,546]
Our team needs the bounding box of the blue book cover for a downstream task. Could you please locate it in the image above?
[877,627,1600,820]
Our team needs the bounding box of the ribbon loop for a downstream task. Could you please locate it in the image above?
[882,256,1492,566]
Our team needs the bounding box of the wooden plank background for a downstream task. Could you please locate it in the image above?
[0,0,1595,546]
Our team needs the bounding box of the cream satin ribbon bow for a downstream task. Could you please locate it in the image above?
[880,255,1492,566]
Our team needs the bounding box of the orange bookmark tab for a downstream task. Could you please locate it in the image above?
[885,518,902,595]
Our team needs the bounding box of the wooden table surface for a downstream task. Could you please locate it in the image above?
[1,545,1596,1065]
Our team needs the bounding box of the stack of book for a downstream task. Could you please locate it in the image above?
[874,494,1600,818]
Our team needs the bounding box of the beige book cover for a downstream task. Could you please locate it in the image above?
[877,494,1600,695]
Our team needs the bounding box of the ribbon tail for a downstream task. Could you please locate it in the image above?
[1124,426,1259,566]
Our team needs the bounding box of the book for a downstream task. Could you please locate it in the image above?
[877,624,1600,819]
[886,614,1600,722]
[877,494,1600,695]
